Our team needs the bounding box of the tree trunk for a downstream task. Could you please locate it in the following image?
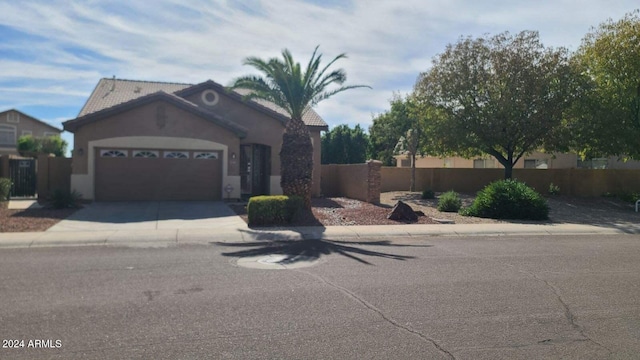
[280,117,313,209]
[504,163,513,179]
[410,153,416,192]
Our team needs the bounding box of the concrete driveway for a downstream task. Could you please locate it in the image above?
[47,201,247,232]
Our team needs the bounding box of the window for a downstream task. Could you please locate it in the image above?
[400,159,410,167]
[473,159,495,168]
[194,152,218,159]
[100,149,127,157]
[44,132,57,137]
[577,158,608,169]
[22,130,32,136]
[164,151,189,159]
[0,124,16,147]
[133,150,159,158]
[525,159,548,169]
[6,112,19,123]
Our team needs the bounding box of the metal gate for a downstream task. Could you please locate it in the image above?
[8,159,36,198]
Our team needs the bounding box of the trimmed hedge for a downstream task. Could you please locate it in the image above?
[437,190,462,212]
[462,179,549,220]
[247,195,304,226]
[0,178,11,201]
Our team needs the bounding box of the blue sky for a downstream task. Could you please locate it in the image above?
[1,0,638,154]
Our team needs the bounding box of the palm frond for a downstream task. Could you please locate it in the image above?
[228,45,369,120]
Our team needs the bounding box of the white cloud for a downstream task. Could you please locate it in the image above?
[0,0,638,133]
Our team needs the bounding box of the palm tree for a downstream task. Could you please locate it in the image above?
[229,46,369,208]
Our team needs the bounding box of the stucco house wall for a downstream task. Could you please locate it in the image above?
[64,78,328,201]
[0,109,62,155]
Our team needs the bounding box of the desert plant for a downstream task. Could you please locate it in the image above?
[247,195,304,226]
[548,182,560,195]
[437,190,462,212]
[462,179,549,220]
[421,189,435,199]
[0,178,12,200]
[50,189,83,209]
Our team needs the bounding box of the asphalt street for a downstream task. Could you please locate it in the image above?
[1,234,639,359]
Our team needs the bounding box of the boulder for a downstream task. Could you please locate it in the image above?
[387,201,418,222]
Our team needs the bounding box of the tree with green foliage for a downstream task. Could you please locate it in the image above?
[569,10,640,159]
[321,124,369,164]
[369,94,415,166]
[229,46,369,208]
[17,135,68,157]
[413,31,576,179]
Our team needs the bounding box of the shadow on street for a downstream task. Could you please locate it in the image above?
[212,239,430,265]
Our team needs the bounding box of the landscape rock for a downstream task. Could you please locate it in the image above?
[387,201,418,222]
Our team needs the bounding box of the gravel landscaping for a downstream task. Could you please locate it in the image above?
[2,191,637,232]
[0,202,78,232]
[232,191,640,228]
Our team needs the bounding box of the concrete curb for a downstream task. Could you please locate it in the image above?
[0,223,639,249]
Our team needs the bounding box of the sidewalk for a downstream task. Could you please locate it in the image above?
[0,222,638,249]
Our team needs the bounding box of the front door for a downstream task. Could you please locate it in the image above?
[240,144,271,198]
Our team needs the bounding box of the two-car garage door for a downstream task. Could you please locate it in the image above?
[95,148,222,201]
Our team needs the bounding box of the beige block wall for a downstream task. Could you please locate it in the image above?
[37,155,71,199]
[380,167,640,197]
[321,163,370,201]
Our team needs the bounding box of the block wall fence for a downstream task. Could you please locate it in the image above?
[322,164,640,201]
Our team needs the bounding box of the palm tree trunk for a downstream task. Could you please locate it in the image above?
[280,117,313,208]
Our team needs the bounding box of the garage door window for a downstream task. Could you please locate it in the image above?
[194,152,218,159]
[133,150,159,158]
[100,149,128,157]
[164,151,189,159]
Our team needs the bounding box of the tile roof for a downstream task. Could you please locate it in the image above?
[78,79,190,117]
[66,91,248,137]
[77,78,328,128]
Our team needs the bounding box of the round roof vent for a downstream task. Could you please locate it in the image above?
[201,89,219,106]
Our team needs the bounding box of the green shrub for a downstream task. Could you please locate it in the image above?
[437,191,462,212]
[51,189,83,209]
[247,195,304,226]
[0,178,11,200]
[463,179,549,220]
[617,192,640,203]
[421,189,435,199]
[548,182,560,196]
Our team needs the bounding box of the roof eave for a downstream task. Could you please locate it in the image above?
[176,80,293,125]
[63,92,247,138]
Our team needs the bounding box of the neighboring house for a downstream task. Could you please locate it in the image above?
[0,109,62,156]
[62,78,328,201]
[394,152,640,169]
